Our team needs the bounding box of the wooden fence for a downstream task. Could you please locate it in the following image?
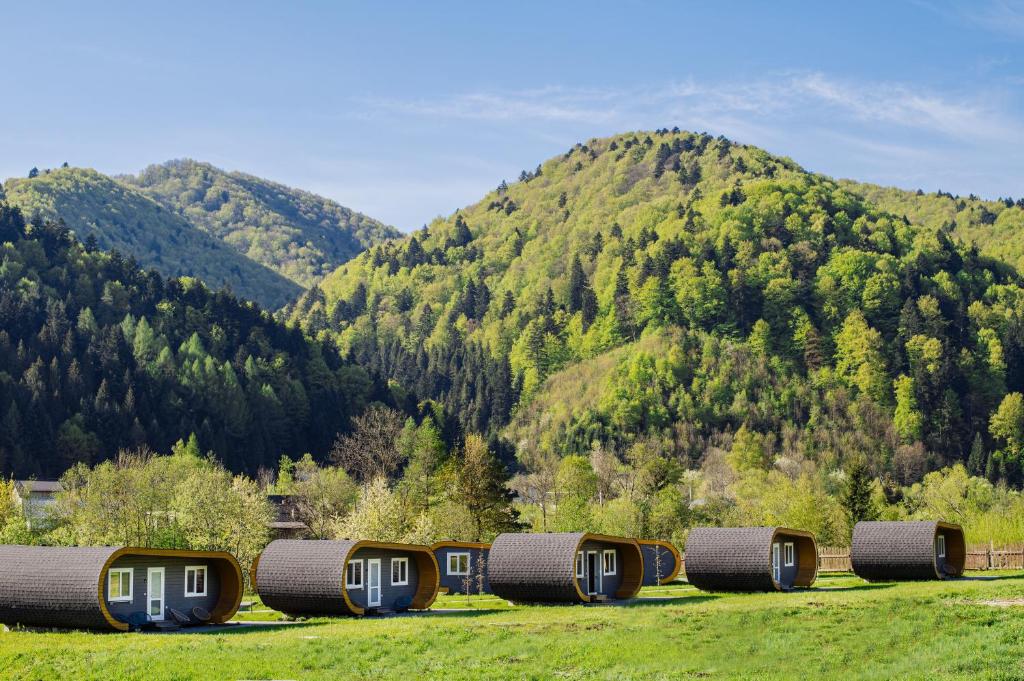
[815,543,1024,572]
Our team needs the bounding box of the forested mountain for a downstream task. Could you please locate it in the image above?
[287,129,1024,491]
[0,203,376,478]
[3,168,301,308]
[121,159,401,288]
[840,180,1024,272]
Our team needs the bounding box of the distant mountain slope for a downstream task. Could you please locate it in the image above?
[287,129,1024,485]
[121,160,401,288]
[841,180,1024,272]
[3,167,301,308]
[0,202,372,478]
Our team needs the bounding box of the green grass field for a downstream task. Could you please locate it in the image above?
[2,573,1023,680]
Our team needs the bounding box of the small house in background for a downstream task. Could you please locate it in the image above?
[266,494,309,539]
[637,539,682,586]
[487,532,643,604]
[252,539,439,616]
[851,520,966,581]
[431,541,491,594]
[684,527,818,592]
[12,480,63,531]
[0,545,243,631]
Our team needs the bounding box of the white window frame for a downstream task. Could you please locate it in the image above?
[937,534,946,558]
[602,549,617,576]
[107,567,134,603]
[447,552,470,576]
[391,557,409,586]
[575,551,584,578]
[346,559,364,589]
[784,542,795,567]
[184,565,208,598]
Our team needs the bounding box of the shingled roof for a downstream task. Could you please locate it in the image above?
[252,539,439,616]
[487,532,643,603]
[851,520,965,581]
[684,527,818,592]
[0,545,242,631]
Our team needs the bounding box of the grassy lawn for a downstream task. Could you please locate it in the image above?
[3,572,1024,680]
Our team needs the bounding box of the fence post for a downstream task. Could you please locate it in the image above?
[989,539,994,570]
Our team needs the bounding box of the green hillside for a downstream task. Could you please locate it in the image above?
[288,129,1024,493]
[121,159,401,288]
[3,167,302,308]
[840,179,1024,272]
[0,203,372,478]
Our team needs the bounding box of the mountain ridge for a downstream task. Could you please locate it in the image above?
[287,128,1024,487]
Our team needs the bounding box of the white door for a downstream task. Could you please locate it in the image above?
[771,543,781,583]
[147,567,165,621]
[367,559,382,607]
[587,551,602,595]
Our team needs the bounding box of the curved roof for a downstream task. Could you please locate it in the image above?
[637,539,683,585]
[684,527,818,592]
[254,539,439,616]
[488,532,643,603]
[0,545,242,631]
[852,520,965,581]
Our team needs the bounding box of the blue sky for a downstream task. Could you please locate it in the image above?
[2,1,1022,230]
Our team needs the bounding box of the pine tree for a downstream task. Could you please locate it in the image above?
[568,255,586,313]
[842,461,879,538]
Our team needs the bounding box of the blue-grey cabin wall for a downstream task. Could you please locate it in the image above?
[434,546,490,594]
[773,535,801,589]
[576,540,624,599]
[103,555,222,621]
[640,544,676,585]
[344,547,421,610]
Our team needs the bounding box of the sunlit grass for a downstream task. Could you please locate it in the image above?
[3,572,1023,680]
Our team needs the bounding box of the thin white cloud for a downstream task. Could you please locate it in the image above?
[358,73,1022,144]
[914,0,1024,39]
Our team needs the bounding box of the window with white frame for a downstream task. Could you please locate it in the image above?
[185,565,207,597]
[107,568,133,603]
[391,557,409,585]
[602,549,616,575]
[784,542,795,567]
[346,560,364,589]
[575,551,584,578]
[937,535,946,558]
[447,552,470,576]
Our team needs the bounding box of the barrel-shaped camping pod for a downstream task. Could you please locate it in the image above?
[253,539,439,616]
[431,541,491,595]
[637,539,682,586]
[0,545,243,631]
[851,521,966,581]
[487,532,643,604]
[684,527,818,592]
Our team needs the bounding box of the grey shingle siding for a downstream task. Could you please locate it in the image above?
[0,545,117,630]
[255,539,356,616]
[851,521,965,581]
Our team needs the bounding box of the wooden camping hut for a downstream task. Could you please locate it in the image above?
[487,532,643,604]
[684,527,818,592]
[851,520,966,581]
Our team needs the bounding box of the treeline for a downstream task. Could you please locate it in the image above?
[0,204,376,478]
